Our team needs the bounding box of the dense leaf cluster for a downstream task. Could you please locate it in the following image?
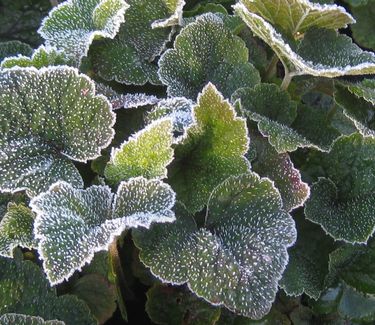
[0,0,375,324]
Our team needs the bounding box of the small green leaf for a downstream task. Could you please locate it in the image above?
[0,314,65,325]
[158,13,260,100]
[0,203,37,257]
[105,118,174,184]
[134,172,297,318]
[31,177,175,285]
[1,46,69,69]
[38,0,129,65]
[0,256,96,325]
[0,67,115,196]
[169,83,250,213]
[239,0,354,37]
[235,3,375,78]
[151,0,185,28]
[305,133,375,243]
[0,41,33,62]
[90,0,176,85]
[146,284,221,325]
[351,0,375,51]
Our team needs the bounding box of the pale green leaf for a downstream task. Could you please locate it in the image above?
[0,41,33,63]
[1,46,69,69]
[235,3,375,78]
[0,314,65,325]
[168,83,250,213]
[0,203,37,257]
[305,133,375,243]
[31,177,175,285]
[105,119,174,184]
[240,0,354,37]
[0,67,115,196]
[90,0,175,85]
[158,13,260,100]
[38,0,129,65]
[134,172,297,319]
[0,256,95,325]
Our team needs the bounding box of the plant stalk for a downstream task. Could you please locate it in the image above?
[264,54,279,81]
[281,70,292,90]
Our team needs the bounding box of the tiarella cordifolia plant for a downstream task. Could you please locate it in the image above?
[0,0,375,324]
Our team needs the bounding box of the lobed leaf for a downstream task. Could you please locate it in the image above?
[168,83,250,213]
[158,13,260,100]
[151,0,185,28]
[305,133,375,243]
[0,66,115,196]
[105,119,174,184]
[134,172,297,319]
[38,0,129,65]
[31,177,175,285]
[234,3,375,78]
[0,314,65,325]
[0,41,33,63]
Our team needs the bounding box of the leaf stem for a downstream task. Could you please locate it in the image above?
[264,54,279,81]
[281,70,292,90]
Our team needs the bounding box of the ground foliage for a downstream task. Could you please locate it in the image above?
[0,0,375,324]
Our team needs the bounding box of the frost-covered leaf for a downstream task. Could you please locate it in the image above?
[105,119,174,184]
[31,177,175,285]
[235,3,375,78]
[1,46,69,69]
[350,0,375,51]
[159,13,260,100]
[347,79,375,106]
[90,0,175,85]
[38,0,129,65]
[0,203,37,257]
[0,314,65,325]
[134,173,297,318]
[305,133,375,243]
[151,0,185,28]
[146,284,221,325]
[0,67,115,196]
[280,212,335,299]
[168,83,250,213]
[0,256,95,325]
[250,133,310,211]
[240,0,354,37]
[0,41,32,62]
[146,97,194,135]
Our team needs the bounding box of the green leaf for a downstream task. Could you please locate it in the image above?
[90,0,176,85]
[0,67,115,196]
[239,0,354,37]
[279,212,335,299]
[234,3,375,78]
[31,177,175,285]
[347,79,375,106]
[151,0,185,28]
[146,284,221,325]
[0,256,95,325]
[1,46,69,69]
[104,119,174,184]
[134,172,297,318]
[249,133,310,212]
[158,13,260,100]
[0,314,65,325]
[38,0,129,65]
[351,0,375,51]
[168,83,250,213]
[0,41,33,62]
[0,203,37,257]
[71,273,117,324]
[305,133,375,243]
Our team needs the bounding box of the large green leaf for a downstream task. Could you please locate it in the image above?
[234,2,375,78]
[0,67,115,196]
[31,177,175,285]
[90,0,177,85]
[0,256,95,325]
[158,13,260,100]
[0,314,65,325]
[240,0,354,38]
[168,83,250,213]
[104,119,174,184]
[0,203,36,257]
[38,0,129,65]
[134,173,297,319]
[305,133,375,243]
[350,0,375,51]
